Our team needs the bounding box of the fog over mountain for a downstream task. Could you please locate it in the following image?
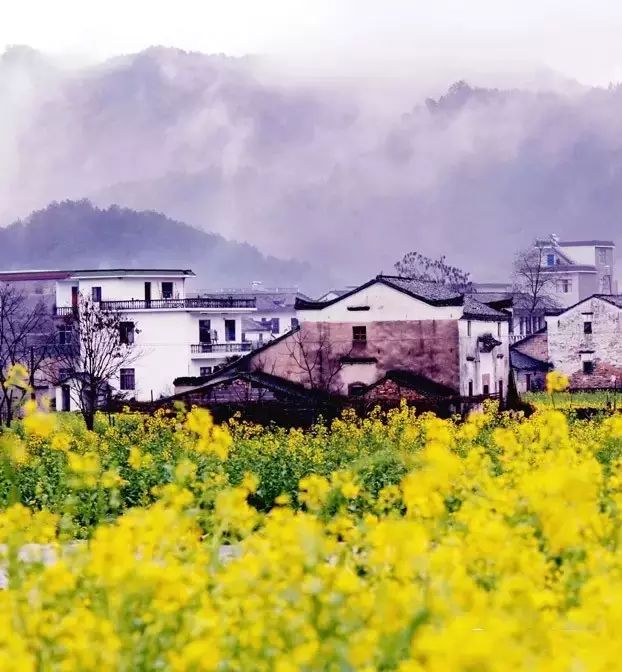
[2,44,621,287]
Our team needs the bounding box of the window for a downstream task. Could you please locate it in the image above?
[120,368,135,390]
[546,254,555,266]
[467,321,472,337]
[58,324,72,345]
[91,286,102,302]
[225,319,236,341]
[526,374,532,392]
[598,248,608,264]
[583,360,594,374]
[352,326,367,342]
[199,319,212,343]
[497,322,502,337]
[601,274,612,293]
[348,383,367,397]
[291,317,299,330]
[519,317,525,335]
[483,384,490,396]
[162,282,174,299]
[119,321,135,345]
[270,318,280,334]
[200,366,213,376]
[468,381,473,397]
[560,279,571,294]
[584,321,593,334]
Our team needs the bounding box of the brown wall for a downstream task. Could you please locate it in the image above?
[513,332,548,362]
[248,320,460,394]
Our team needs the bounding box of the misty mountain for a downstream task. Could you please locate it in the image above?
[2,46,622,284]
[0,200,313,290]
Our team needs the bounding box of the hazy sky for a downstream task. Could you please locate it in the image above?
[2,0,622,83]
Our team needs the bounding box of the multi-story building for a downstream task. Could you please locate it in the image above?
[193,275,511,402]
[1,268,259,407]
[536,236,616,308]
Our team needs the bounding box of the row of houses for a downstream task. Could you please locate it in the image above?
[0,268,511,414]
[2,235,620,419]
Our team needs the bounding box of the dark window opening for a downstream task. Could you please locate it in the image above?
[291,317,299,330]
[144,282,152,304]
[119,321,135,345]
[468,381,473,397]
[526,374,532,391]
[584,321,593,334]
[200,366,213,376]
[58,325,72,345]
[467,320,472,336]
[352,326,367,342]
[120,368,135,391]
[225,319,236,341]
[483,384,490,396]
[199,319,212,343]
[91,286,102,302]
[348,383,367,397]
[61,385,71,412]
[162,282,174,299]
[498,380,504,402]
[270,317,280,334]
[583,360,594,374]
[546,254,555,266]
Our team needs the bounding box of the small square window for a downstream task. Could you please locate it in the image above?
[352,326,367,342]
[584,321,592,334]
[200,366,213,376]
[120,368,135,390]
[583,360,594,374]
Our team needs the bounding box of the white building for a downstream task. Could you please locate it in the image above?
[546,294,622,388]
[1,268,260,409]
[536,236,616,308]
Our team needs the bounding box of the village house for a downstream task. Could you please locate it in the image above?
[509,331,550,393]
[0,268,259,407]
[184,275,511,405]
[536,236,616,308]
[546,294,622,389]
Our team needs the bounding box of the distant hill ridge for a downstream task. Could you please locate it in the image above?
[0,200,315,290]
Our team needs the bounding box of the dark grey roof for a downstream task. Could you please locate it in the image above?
[379,276,463,302]
[510,350,551,372]
[598,295,622,309]
[462,296,510,321]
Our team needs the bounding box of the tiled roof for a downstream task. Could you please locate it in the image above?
[598,295,622,309]
[462,296,510,321]
[510,350,551,372]
[379,276,463,303]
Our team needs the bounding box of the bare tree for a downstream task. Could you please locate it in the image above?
[285,325,352,394]
[0,283,55,426]
[54,294,140,430]
[512,245,559,319]
[394,251,471,291]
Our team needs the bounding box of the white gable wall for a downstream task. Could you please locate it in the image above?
[299,282,462,323]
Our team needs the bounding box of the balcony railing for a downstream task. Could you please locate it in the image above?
[54,297,256,315]
[191,342,255,354]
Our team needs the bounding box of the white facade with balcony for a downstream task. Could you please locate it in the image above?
[46,269,258,407]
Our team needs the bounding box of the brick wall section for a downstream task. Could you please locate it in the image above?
[570,361,622,389]
[364,379,429,402]
[248,320,460,395]
[513,333,548,362]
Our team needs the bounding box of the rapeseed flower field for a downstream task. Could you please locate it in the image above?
[2,371,622,670]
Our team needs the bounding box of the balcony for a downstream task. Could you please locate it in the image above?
[191,342,255,356]
[54,297,256,315]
